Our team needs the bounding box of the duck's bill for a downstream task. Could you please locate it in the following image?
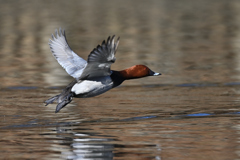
[149,70,161,76]
[153,72,161,76]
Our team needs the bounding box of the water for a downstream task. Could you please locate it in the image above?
[1,0,240,159]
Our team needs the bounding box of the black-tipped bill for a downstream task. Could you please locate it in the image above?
[149,70,161,76]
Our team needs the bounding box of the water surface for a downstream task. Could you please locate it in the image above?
[1,0,240,159]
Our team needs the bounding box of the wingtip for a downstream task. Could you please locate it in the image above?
[59,27,62,36]
[52,28,65,39]
[115,36,120,52]
[55,29,59,38]
[107,36,111,45]
[63,29,66,37]
[102,40,105,45]
[51,34,55,40]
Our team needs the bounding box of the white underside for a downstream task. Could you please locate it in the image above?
[71,76,114,98]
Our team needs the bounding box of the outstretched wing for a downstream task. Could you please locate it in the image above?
[49,28,87,79]
[78,35,120,80]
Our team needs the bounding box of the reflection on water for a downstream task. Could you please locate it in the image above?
[1,0,240,160]
[55,126,114,160]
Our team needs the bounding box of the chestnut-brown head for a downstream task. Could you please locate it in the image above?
[119,65,161,80]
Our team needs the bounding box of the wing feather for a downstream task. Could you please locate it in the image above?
[78,35,120,80]
[49,28,87,79]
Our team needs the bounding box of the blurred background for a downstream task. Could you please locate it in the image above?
[1,0,240,160]
[1,0,240,87]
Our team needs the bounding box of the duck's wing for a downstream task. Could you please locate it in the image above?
[49,28,87,79]
[78,35,120,80]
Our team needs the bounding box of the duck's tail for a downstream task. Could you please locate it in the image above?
[44,80,77,113]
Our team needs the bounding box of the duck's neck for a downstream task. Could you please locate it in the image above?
[110,69,138,88]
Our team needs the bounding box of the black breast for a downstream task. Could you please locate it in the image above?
[110,71,125,87]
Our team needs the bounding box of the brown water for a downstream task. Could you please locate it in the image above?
[1,0,240,159]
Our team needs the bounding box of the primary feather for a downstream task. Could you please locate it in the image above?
[78,35,120,80]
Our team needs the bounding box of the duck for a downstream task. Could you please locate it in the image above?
[45,28,161,113]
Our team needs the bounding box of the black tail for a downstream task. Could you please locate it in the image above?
[44,80,77,113]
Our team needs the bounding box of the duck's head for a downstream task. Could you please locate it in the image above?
[119,65,161,80]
